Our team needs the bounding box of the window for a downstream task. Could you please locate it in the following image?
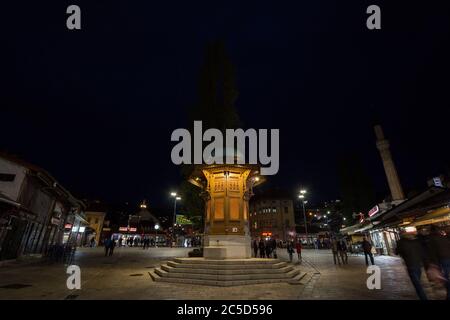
[272,207,277,213]
[0,173,15,182]
[284,207,288,214]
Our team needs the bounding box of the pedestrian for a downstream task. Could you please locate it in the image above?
[104,238,111,256]
[338,239,348,265]
[109,239,116,256]
[265,240,272,258]
[287,241,294,263]
[396,229,429,300]
[252,239,258,258]
[362,236,375,266]
[90,237,96,248]
[271,238,278,259]
[331,238,341,265]
[296,241,302,263]
[427,226,450,300]
[259,239,266,258]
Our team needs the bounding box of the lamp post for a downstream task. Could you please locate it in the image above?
[299,189,309,246]
[154,224,160,247]
[170,192,181,247]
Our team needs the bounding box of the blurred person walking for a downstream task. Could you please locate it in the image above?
[339,239,348,265]
[104,238,111,256]
[259,239,266,258]
[287,241,295,263]
[428,226,450,300]
[396,229,429,300]
[109,239,116,256]
[296,241,302,263]
[362,236,375,266]
[265,240,272,258]
[331,238,341,265]
[252,239,258,257]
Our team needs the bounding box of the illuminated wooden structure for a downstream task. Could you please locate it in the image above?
[189,162,263,259]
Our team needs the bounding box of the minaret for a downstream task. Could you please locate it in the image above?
[374,125,405,201]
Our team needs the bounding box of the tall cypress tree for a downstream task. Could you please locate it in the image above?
[338,153,376,223]
[178,41,241,225]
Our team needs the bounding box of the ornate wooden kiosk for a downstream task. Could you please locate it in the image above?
[189,163,263,259]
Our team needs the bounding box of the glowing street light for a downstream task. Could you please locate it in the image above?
[298,188,309,246]
[170,192,181,247]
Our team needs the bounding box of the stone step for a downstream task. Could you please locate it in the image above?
[148,270,160,281]
[155,276,302,287]
[161,264,294,275]
[154,267,300,281]
[167,261,288,270]
[173,258,280,265]
[287,272,308,285]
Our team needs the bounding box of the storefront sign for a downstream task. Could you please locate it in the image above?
[129,227,137,232]
[119,227,128,232]
[433,177,443,187]
[262,232,272,236]
[368,205,380,217]
[65,223,73,229]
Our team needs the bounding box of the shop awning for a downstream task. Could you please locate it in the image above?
[410,206,450,227]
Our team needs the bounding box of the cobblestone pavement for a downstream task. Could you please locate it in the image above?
[0,247,446,300]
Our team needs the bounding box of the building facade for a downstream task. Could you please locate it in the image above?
[85,210,106,246]
[0,153,86,261]
[249,191,296,241]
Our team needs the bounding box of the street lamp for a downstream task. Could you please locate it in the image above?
[154,224,160,247]
[298,190,309,246]
[170,192,181,247]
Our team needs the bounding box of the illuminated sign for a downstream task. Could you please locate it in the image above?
[119,227,128,232]
[79,227,86,233]
[176,215,193,225]
[368,205,380,217]
[64,223,73,229]
[129,227,137,232]
[262,232,272,236]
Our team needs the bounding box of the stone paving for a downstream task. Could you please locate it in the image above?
[0,247,446,300]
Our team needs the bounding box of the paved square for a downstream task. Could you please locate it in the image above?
[0,248,446,300]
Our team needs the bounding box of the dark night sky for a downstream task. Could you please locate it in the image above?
[2,1,450,208]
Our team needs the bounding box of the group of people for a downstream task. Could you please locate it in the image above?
[330,238,350,265]
[118,236,156,248]
[252,238,278,258]
[396,226,450,300]
[286,240,302,263]
[252,238,303,263]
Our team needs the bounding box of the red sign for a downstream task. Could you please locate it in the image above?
[368,205,380,217]
[262,232,272,236]
[64,223,72,229]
